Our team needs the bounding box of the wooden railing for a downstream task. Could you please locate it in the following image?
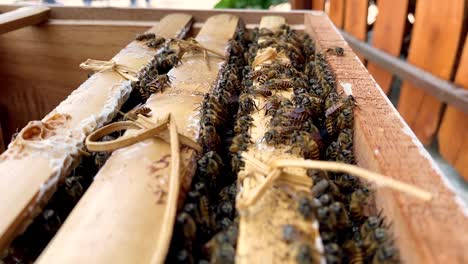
[292,0,468,180]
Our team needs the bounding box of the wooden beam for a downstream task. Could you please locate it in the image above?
[306,13,468,264]
[0,13,193,252]
[0,6,49,34]
[366,0,408,94]
[236,16,322,264]
[36,14,238,264]
[439,37,468,180]
[328,0,345,28]
[397,0,465,145]
[343,0,368,62]
[0,21,154,144]
[0,5,306,25]
[0,121,4,153]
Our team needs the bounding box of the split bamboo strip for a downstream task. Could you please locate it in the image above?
[36,14,239,264]
[0,14,193,251]
[235,16,323,264]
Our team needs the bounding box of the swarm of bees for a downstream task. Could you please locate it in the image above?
[167,26,248,264]
[167,23,399,264]
[4,21,400,264]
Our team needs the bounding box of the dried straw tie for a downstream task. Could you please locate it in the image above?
[79,59,139,82]
[85,113,201,264]
[238,152,433,210]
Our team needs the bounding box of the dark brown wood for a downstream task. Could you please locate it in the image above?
[306,12,468,264]
[341,32,468,114]
[0,22,152,144]
[439,37,468,180]
[343,0,368,62]
[0,5,305,25]
[366,0,408,94]
[397,0,465,145]
[328,0,345,28]
[0,6,49,34]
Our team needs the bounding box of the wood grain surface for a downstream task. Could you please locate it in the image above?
[0,6,50,34]
[366,0,408,94]
[438,37,468,180]
[397,0,465,145]
[306,12,468,264]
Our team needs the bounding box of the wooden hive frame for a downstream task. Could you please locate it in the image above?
[0,5,466,264]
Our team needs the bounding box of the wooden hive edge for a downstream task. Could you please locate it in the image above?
[305,12,468,264]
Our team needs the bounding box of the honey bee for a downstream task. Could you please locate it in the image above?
[264,96,281,116]
[265,79,294,91]
[135,32,155,41]
[324,243,343,264]
[363,228,389,259]
[295,244,317,264]
[330,201,350,230]
[198,151,222,180]
[319,193,332,206]
[349,189,369,221]
[200,125,221,151]
[259,28,274,37]
[372,244,400,264]
[283,107,311,127]
[216,200,234,218]
[199,195,213,228]
[326,46,345,57]
[147,74,173,94]
[41,209,62,233]
[325,95,356,118]
[293,94,323,117]
[146,36,166,49]
[239,94,256,113]
[227,39,243,56]
[218,182,237,202]
[234,115,253,134]
[176,212,197,242]
[229,134,252,153]
[311,179,330,197]
[175,249,194,264]
[263,128,282,145]
[360,216,383,239]
[290,132,320,160]
[209,243,235,264]
[337,128,353,150]
[297,196,319,220]
[334,173,358,192]
[343,240,364,264]
[123,104,152,121]
[251,87,272,98]
[63,176,84,203]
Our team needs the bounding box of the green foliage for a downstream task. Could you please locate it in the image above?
[214,0,287,9]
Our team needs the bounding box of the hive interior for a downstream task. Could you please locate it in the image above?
[1,18,399,264]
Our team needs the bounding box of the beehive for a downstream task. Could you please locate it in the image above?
[0,5,466,264]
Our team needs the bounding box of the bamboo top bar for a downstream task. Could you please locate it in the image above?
[0,13,193,251]
[36,14,239,264]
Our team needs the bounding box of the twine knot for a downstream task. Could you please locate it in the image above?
[237,152,432,211]
[80,59,139,82]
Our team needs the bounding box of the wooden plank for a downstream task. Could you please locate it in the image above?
[397,0,465,145]
[236,16,321,264]
[343,0,368,62]
[0,5,305,25]
[366,0,408,94]
[306,13,468,264]
[0,14,193,252]
[0,6,49,34]
[328,0,345,28]
[36,14,238,264]
[311,0,325,10]
[0,22,153,144]
[291,0,308,10]
[439,37,468,180]
[0,122,4,153]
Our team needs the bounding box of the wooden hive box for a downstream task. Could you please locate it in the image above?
[0,5,466,264]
